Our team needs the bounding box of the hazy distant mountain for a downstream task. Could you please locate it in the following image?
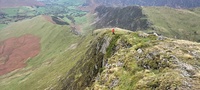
[93,6,149,31]
[0,0,44,8]
[93,0,200,8]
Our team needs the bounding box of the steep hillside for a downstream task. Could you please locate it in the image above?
[61,28,200,90]
[0,16,81,90]
[143,7,200,42]
[86,29,200,90]
[91,0,200,8]
[0,0,44,8]
[93,6,149,31]
[92,6,200,42]
[1,21,200,90]
[60,28,200,90]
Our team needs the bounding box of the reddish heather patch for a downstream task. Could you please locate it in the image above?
[0,34,40,76]
[43,15,56,24]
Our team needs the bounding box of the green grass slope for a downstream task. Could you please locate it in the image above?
[0,16,82,90]
[0,24,7,30]
[143,7,200,42]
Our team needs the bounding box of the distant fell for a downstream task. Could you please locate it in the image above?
[92,6,200,42]
[93,6,149,31]
[0,0,44,8]
[89,0,200,8]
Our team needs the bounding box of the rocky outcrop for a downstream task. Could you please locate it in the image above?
[61,33,115,90]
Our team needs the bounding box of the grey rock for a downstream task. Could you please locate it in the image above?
[138,32,149,38]
[137,48,143,54]
[100,36,112,54]
[157,36,166,40]
[116,61,123,67]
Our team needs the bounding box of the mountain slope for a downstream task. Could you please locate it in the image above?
[92,0,200,8]
[143,7,200,42]
[0,21,200,89]
[93,6,148,31]
[64,28,200,90]
[0,15,81,90]
[88,29,200,90]
[0,0,44,8]
[61,28,200,90]
[93,6,200,42]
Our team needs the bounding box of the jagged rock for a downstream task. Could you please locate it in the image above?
[100,36,112,54]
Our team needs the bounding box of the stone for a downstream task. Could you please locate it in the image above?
[100,36,112,54]
[137,48,143,54]
[116,61,123,67]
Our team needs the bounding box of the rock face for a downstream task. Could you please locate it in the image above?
[94,0,200,8]
[61,34,112,90]
[93,6,149,31]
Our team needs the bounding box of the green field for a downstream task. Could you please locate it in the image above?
[53,0,85,5]
[0,0,87,28]
[1,8,19,16]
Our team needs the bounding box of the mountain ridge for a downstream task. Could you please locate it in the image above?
[91,0,200,8]
[0,1,200,90]
[60,28,200,90]
[93,6,200,42]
